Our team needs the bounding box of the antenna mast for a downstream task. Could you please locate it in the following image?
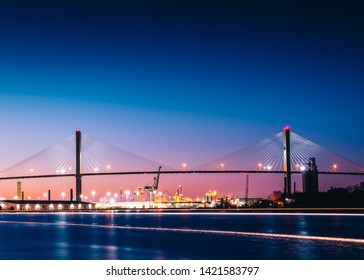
[245,174,249,206]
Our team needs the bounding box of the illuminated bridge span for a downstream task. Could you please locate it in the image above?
[0,128,363,200]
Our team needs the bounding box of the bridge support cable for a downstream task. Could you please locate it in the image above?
[0,129,363,183]
[0,132,173,180]
[194,131,363,174]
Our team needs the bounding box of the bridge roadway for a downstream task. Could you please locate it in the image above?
[0,170,363,180]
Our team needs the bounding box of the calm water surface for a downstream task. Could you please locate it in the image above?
[0,211,363,260]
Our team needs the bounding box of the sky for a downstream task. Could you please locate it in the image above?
[0,0,363,200]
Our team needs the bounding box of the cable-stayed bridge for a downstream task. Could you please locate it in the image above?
[195,131,363,175]
[0,128,363,201]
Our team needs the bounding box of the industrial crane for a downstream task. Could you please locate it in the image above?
[144,166,162,192]
[142,166,162,205]
[133,166,162,202]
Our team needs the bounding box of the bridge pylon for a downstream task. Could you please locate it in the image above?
[283,126,291,195]
[76,129,82,202]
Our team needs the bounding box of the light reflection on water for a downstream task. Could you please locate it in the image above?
[0,212,363,260]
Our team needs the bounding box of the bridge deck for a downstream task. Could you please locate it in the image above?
[0,170,363,180]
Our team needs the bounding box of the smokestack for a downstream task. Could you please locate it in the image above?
[17,182,22,200]
[70,188,73,202]
[48,190,51,201]
[294,182,296,193]
[21,191,24,201]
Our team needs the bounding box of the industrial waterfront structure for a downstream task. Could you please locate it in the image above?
[0,200,94,211]
[0,185,94,211]
[302,157,319,193]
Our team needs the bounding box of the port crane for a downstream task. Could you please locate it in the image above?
[142,166,162,205]
[133,166,162,201]
[144,166,162,192]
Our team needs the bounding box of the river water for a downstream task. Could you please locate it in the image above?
[0,210,363,259]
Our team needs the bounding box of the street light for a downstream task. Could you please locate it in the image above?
[43,193,47,200]
[107,191,111,202]
[125,190,130,202]
[91,191,96,202]
[295,163,300,171]
[61,192,65,200]
[266,165,272,171]
[114,193,118,202]
[333,164,338,171]
[220,163,224,170]
[182,163,187,172]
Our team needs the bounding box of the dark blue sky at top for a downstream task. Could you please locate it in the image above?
[1,1,363,114]
[0,0,363,195]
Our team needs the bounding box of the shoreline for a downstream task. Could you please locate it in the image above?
[2,207,364,213]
